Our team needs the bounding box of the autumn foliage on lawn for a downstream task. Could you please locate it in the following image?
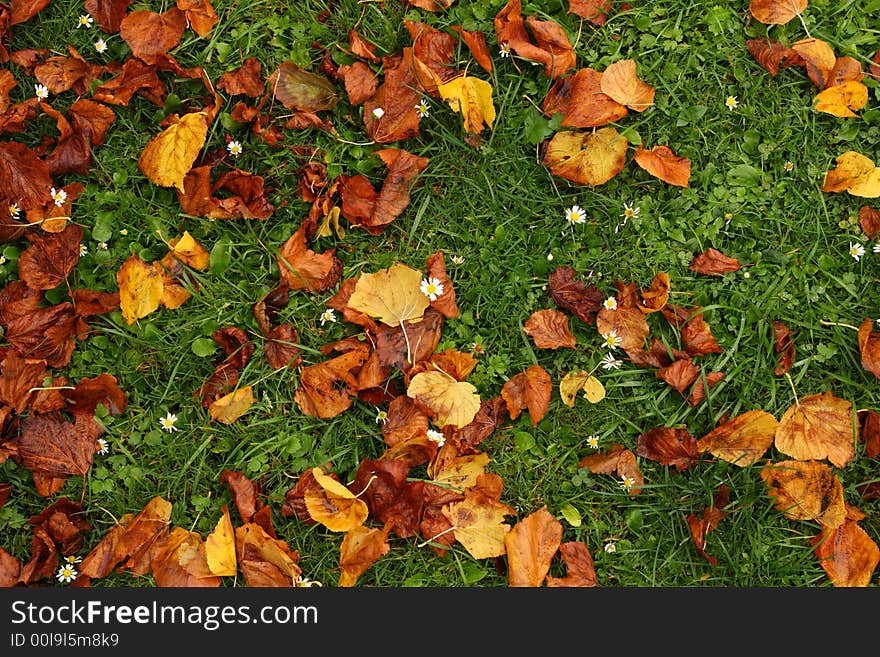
[1,0,879,588]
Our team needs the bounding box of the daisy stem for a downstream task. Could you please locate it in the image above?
[819,320,859,331]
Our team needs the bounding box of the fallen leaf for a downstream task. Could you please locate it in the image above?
[501,365,551,427]
[760,460,846,529]
[494,0,576,78]
[578,444,644,495]
[208,386,255,425]
[177,0,218,37]
[596,304,650,353]
[689,248,742,275]
[442,484,515,559]
[686,484,730,566]
[523,309,576,349]
[505,506,563,587]
[568,0,612,25]
[294,349,367,419]
[548,266,604,325]
[449,25,493,74]
[268,62,338,112]
[17,224,82,291]
[204,505,237,577]
[347,262,430,327]
[813,80,868,118]
[746,38,803,76]
[749,0,808,25]
[697,410,779,467]
[858,317,880,380]
[407,370,481,429]
[792,38,836,90]
[857,409,880,459]
[84,0,132,35]
[349,29,380,63]
[16,412,96,478]
[304,467,369,532]
[775,392,854,468]
[235,522,302,587]
[137,111,209,192]
[858,206,880,239]
[363,51,421,144]
[277,223,342,293]
[116,254,163,324]
[541,68,627,128]
[437,75,496,135]
[559,370,603,407]
[542,127,628,186]
[600,59,654,112]
[813,520,880,587]
[656,359,700,395]
[773,321,795,376]
[151,527,220,587]
[821,151,880,197]
[217,57,264,97]
[338,524,391,587]
[633,146,690,187]
[636,426,701,471]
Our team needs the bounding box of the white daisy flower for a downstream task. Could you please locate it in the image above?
[725,95,738,110]
[420,277,444,301]
[565,205,586,225]
[499,43,511,58]
[95,438,109,455]
[94,39,108,53]
[450,254,465,265]
[35,84,49,100]
[227,140,243,156]
[159,412,179,432]
[375,408,388,425]
[319,308,336,326]
[600,330,623,350]
[414,100,430,118]
[426,428,445,447]
[79,244,88,257]
[77,14,93,28]
[586,435,599,449]
[603,296,617,311]
[850,242,865,261]
[604,542,617,554]
[8,202,20,220]
[600,353,621,370]
[50,187,67,206]
[56,564,78,583]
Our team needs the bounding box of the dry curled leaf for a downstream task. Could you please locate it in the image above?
[633,146,690,187]
[304,467,369,532]
[542,127,628,187]
[600,59,654,112]
[636,426,701,471]
[505,506,563,587]
[689,248,741,275]
[523,309,576,349]
[501,365,551,427]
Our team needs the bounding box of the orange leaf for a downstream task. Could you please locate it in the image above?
[746,38,803,76]
[449,25,493,74]
[689,248,741,275]
[633,145,690,187]
[541,68,627,128]
[813,520,880,587]
[494,0,576,78]
[760,460,846,529]
[277,223,342,293]
[749,0,808,25]
[545,541,599,587]
[338,524,391,587]
[208,386,255,425]
[523,309,576,349]
[568,0,611,25]
[176,0,218,38]
[792,38,837,90]
[294,349,367,419]
[363,51,421,144]
[858,317,880,380]
[119,8,187,64]
[639,271,670,313]
[812,80,868,118]
[858,206,880,239]
[542,127,628,186]
[116,254,163,325]
[505,506,563,587]
[501,365,551,427]
[596,305,650,353]
[304,467,369,532]
[636,426,701,471]
[234,522,302,587]
[697,410,779,467]
[600,59,654,112]
[656,359,699,395]
[686,484,730,566]
[775,392,854,468]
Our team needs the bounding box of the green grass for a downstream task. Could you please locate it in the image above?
[1,0,879,588]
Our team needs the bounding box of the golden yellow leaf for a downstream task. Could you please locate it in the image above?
[559,371,605,406]
[117,254,164,324]
[442,487,515,559]
[697,409,779,467]
[583,375,605,403]
[600,59,654,112]
[338,524,391,587]
[429,452,490,489]
[315,205,345,239]
[168,230,210,270]
[208,386,255,425]
[821,151,880,197]
[505,506,563,587]
[760,460,846,529]
[813,80,868,118]
[542,127,628,186]
[304,467,369,532]
[204,505,237,577]
[847,168,880,198]
[347,262,429,327]
[775,392,854,468]
[138,111,210,192]
[750,0,808,25]
[437,75,496,134]
[407,369,481,429]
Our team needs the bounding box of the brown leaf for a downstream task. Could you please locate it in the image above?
[264,324,302,370]
[92,57,166,107]
[634,145,690,187]
[15,412,96,478]
[596,305,650,353]
[746,37,803,76]
[0,547,20,587]
[9,0,50,25]
[689,248,742,275]
[505,506,563,587]
[217,57,264,97]
[150,527,220,587]
[449,25,493,74]
[501,365,551,427]
[545,541,598,587]
[339,61,378,107]
[773,320,795,376]
[338,149,429,235]
[120,8,187,65]
[792,38,836,90]
[600,59,655,112]
[219,469,266,526]
[269,61,338,112]
[62,373,127,416]
[6,302,82,368]
[686,484,730,566]
[0,141,53,212]
[235,522,302,587]
[34,49,100,97]
[548,266,604,325]
[542,127,628,187]
[523,309,577,349]
[0,353,47,413]
[541,68,627,129]
[813,520,880,587]
[697,410,779,467]
[84,0,131,34]
[760,460,846,529]
[657,358,700,395]
[18,224,83,290]
[363,51,421,144]
[680,309,724,357]
[857,409,880,459]
[749,0,808,25]
[858,317,880,380]
[277,223,341,293]
[858,206,880,239]
[294,349,368,419]
[424,252,459,319]
[775,392,854,468]
[176,0,218,37]
[349,29,380,63]
[636,426,701,471]
[338,524,391,587]
[494,0,576,78]
[578,444,644,495]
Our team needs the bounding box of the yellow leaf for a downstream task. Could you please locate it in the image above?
[315,205,345,239]
[821,151,878,194]
[847,167,880,198]
[347,262,430,327]
[429,452,490,489]
[582,375,605,403]
[305,467,369,532]
[813,81,868,118]
[542,127,628,186]
[204,506,237,577]
[442,487,515,559]
[600,59,654,112]
[437,75,496,134]
[138,111,210,192]
[407,370,481,428]
[168,230,210,270]
[208,386,255,425]
[117,254,164,324]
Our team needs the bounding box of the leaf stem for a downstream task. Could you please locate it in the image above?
[819,320,860,331]
[784,372,800,407]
